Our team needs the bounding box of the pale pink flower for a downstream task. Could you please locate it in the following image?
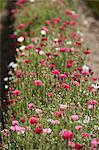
[73,81,79,86]
[12,120,19,126]
[91,138,99,148]
[59,104,67,111]
[71,114,79,121]
[51,120,60,125]
[34,80,43,86]
[76,125,83,131]
[43,128,52,134]
[35,109,42,114]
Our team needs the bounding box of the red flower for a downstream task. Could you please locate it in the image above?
[29,117,39,125]
[20,118,25,123]
[66,63,72,68]
[84,49,91,55]
[60,48,67,53]
[75,143,83,150]
[34,125,43,134]
[88,100,98,105]
[24,59,30,63]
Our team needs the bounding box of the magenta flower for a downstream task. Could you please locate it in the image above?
[12,120,19,126]
[71,114,79,121]
[61,130,74,140]
[28,103,35,110]
[52,69,60,76]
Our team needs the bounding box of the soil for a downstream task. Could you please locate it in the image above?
[78,0,99,75]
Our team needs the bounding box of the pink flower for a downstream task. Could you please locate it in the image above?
[1,129,9,137]
[68,141,75,148]
[28,103,35,110]
[82,132,90,138]
[76,125,83,131]
[34,80,43,86]
[52,69,60,76]
[61,130,74,140]
[73,81,79,86]
[29,117,39,125]
[88,100,98,105]
[91,138,99,148]
[11,125,25,133]
[34,125,43,134]
[18,23,26,30]
[82,70,89,75]
[71,114,79,121]
[66,63,72,68]
[60,74,67,79]
[13,90,21,96]
[43,128,52,134]
[12,120,19,126]
[53,111,63,117]
[62,83,71,90]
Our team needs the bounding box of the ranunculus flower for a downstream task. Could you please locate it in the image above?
[61,130,74,140]
[53,111,63,117]
[29,117,39,125]
[91,138,99,148]
[24,59,30,63]
[88,100,98,105]
[13,90,21,96]
[71,114,79,121]
[60,48,67,53]
[43,128,52,134]
[73,81,79,86]
[12,120,19,126]
[68,141,75,148]
[59,104,67,111]
[60,74,67,79]
[20,118,25,123]
[52,69,60,76]
[51,120,60,125]
[82,132,90,138]
[84,49,91,55]
[34,80,43,86]
[34,125,43,134]
[75,143,83,150]
[62,83,71,90]
[28,103,35,110]
[76,125,83,131]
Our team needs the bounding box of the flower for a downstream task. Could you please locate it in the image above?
[71,114,79,121]
[43,128,52,134]
[59,74,67,79]
[29,117,39,125]
[59,104,67,111]
[62,83,71,90]
[52,69,60,76]
[91,138,99,148]
[12,120,19,126]
[34,80,43,86]
[82,132,90,138]
[76,125,83,131]
[88,100,98,105]
[53,111,63,117]
[34,125,43,134]
[17,36,24,42]
[28,103,35,110]
[24,59,30,63]
[60,48,67,53]
[60,130,74,140]
[73,81,79,86]
[13,90,21,96]
[35,109,42,114]
[51,120,60,125]
[75,143,83,150]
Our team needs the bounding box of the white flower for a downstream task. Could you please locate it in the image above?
[91,84,99,89]
[82,65,89,71]
[39,51,45,55]
[40,30,46,36]
[19,45,25,50]
[4,77,8,81]
[66,41,72,45]
[8,61,14,68]
[55,47,60,51]
[17,36,24,42]
[83,115,90,124]
[5,85,9,89]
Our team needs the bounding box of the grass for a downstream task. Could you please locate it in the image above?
[1,0,99,149]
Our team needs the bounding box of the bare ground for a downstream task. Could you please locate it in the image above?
[78,0,99,75]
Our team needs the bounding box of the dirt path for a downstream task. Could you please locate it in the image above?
[78,0,99,75]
